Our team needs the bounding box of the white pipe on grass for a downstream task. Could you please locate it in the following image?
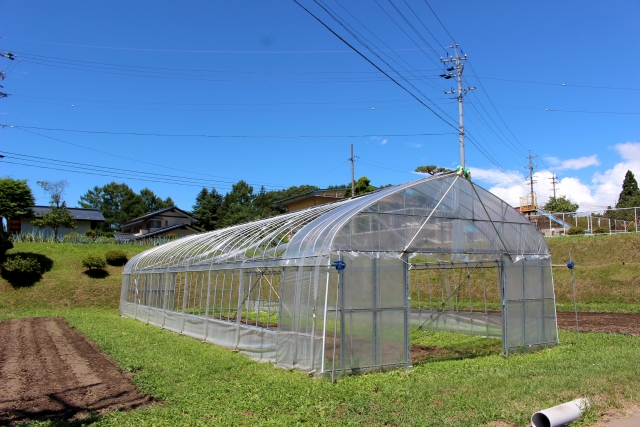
[531,398,589,427]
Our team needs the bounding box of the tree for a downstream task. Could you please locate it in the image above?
[216,180,257,228]
[79,182,173,231]
[32,201,76,239]
[0,178,35,231]
[415,165,453,175]
[36,180,69,207]
[33,180,75,239]
[616,170,640,208]
[543,196,579,213]
[345,176,377,198]
[139,188,174,213]
[192,187,223,232]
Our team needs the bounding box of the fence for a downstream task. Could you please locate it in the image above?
[526,206,640,237]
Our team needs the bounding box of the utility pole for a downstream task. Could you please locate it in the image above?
[349,144,355,198]
[526,150,538,208]
[550,173,559,199]
[440,45,475,169]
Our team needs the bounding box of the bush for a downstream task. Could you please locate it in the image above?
[566,227,586,235]
[82,254,107,270]
[593,227,609,234]
[2,255,41,274]
[627,222,637,232]
[84,229,97,238]
[105,249,128,266]
[62,232,80,242]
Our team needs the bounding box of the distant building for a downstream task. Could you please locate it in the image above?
[275,188,349,212]
[116,207,199,241]
[11,206,105,237]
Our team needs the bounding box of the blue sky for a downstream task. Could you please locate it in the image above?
[1,0,639,212]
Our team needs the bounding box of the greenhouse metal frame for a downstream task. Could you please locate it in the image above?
[120,173,558,378]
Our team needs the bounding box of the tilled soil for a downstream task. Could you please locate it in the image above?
[0,317,151,426]
[556,312,640,335]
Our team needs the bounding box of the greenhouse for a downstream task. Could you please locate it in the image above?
[120,173,558,378]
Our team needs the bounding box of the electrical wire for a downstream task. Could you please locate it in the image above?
[3,124,454,139]
[0,151,285,189]
[7,127,288,187]
[293,0,459,132]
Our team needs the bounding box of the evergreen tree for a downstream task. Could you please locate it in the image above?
[344,176,376,198]
[216,180,257,228]
[192,187,223,231]
[616,170,640,208]
[543,196,579,213]
[0,178,35,231]
[139,188,174,213]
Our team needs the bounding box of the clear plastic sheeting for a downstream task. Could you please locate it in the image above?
[120,173,558,377]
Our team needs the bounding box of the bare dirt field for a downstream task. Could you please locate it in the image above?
[556,312,640,335]
[0,317,151,426]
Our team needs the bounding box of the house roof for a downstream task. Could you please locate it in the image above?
[115,223,200,241]
[121,206,197,227]
[29,206,105,221]
[274,188,349,206]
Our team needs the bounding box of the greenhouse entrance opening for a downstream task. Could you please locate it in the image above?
[121,174,559,378]
[409,259,502,338]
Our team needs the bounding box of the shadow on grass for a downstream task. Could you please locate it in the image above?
[411,343,502,365]
[1,252,54,288]
[83,269,110,279]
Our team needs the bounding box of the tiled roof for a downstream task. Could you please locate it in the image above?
[29,206,105,221]
[121,206,197,227]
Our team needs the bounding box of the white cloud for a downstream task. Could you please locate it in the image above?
[472,142,640,211]
[406,142,423,148]
[380,139,387,145]
[545,155,600,170]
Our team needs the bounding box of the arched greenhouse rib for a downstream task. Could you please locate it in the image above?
[121,173,558,378]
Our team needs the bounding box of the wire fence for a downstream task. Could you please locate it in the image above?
[527,206,640,237]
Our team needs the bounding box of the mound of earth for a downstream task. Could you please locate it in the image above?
[0,317,151,426]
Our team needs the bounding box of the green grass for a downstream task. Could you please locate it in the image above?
[10,308,639,426]
[3,239,640,425]
[548,233,640,310]
[0,242,152,313]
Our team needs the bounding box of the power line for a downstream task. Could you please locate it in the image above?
[3,124,453,139]
[0,36,441,54]
[293,0,459,132]
[6,127,287,187]
[0,151,284,189]
[469,75,640,91]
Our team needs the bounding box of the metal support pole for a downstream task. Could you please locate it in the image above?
[569,252,580,345]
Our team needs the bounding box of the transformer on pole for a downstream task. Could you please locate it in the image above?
[440,45,475,170]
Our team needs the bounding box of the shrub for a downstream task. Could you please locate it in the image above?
[566,227,585,235]
[627,222,637,232]
[84,229,97,238]
[105,249,128,266]
[2,255,41,275]
[593,227,609,234]
[62,232,80,242]
[82,254,106,270]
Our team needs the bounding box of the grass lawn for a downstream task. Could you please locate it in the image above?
[1,237,640,426]
[3,309,635,427]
